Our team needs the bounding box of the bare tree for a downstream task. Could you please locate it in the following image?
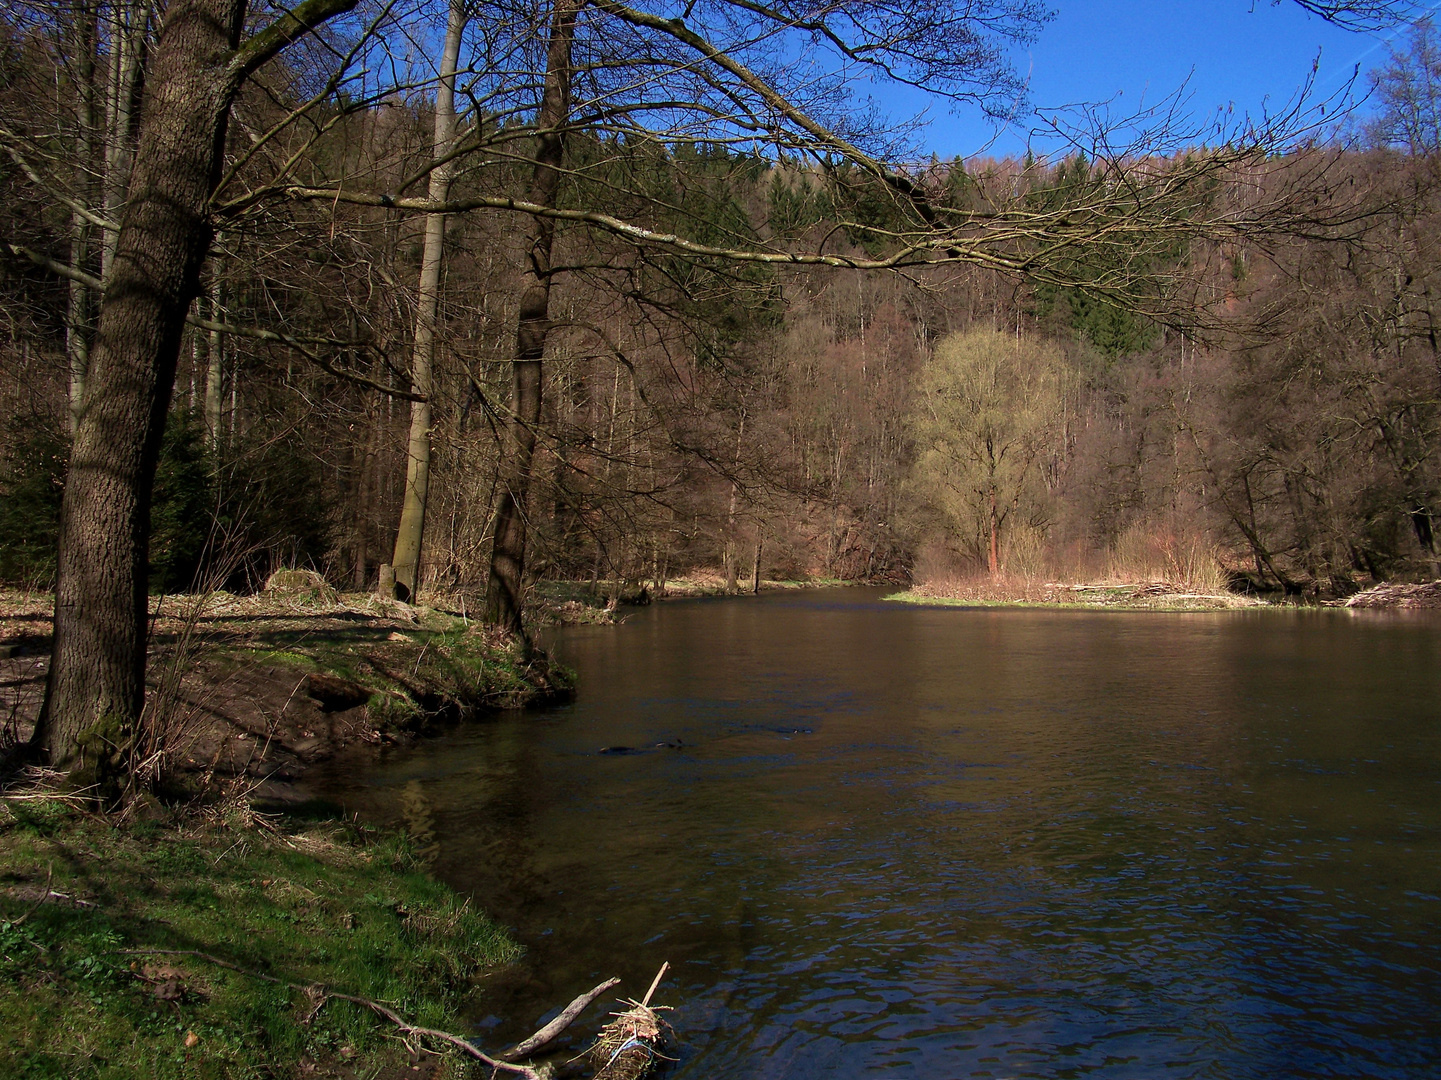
[1,0,1421,784]
[1368,17,1441,154]
[483,0,581,633]
[390,0,467,603]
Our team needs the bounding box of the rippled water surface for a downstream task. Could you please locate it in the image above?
[310,588,1441,1078]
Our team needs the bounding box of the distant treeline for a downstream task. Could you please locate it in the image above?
[3,6,1439,604]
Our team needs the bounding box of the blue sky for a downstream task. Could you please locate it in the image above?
[878,0,1436,160]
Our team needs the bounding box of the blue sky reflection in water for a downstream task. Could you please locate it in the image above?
[310,589,1441,1078]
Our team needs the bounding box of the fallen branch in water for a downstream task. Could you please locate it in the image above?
[119,947,545,1078]
[502,976,621,1060]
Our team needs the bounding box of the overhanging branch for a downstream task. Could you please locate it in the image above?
[2,240,421,401]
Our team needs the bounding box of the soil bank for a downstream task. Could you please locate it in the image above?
[0,582,572,798]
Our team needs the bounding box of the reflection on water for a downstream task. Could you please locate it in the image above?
[308,588,1441,1078]
[398,779,439,866]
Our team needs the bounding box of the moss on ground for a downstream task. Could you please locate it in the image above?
[214,621,574,733]
[0,797,520,1079]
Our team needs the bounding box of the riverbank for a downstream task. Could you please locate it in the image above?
[531,573,854,626]
[0,783,521,1079]
[0,578,572,797]
[889,578,1268,611]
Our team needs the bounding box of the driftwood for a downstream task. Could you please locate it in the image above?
[121,947,621,1079]
[584,962,674,1080]
[1343,580,1441,609]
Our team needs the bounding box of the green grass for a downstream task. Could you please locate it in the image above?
[0,798,520,1079]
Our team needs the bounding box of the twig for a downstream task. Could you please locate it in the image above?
[640,961,668,1009]
[118,947,542,1079]
[12,862,53,926]
[501,977,621,1061]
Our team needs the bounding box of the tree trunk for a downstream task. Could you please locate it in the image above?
[351,362,383,589]
[987,486,999,575]
[724,481,738,594]
[483,0,578,634]
[65,0,98,435]
[32,0,251,781]
[100,0,147,283]
[1410,502,1441,577]
[724,411,743,593]
[203,262,225,448]
[390,0,465,603]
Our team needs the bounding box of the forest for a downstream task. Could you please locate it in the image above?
[2,4,1441,1078]
[0,0,1439,774]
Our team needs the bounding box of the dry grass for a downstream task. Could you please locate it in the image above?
[902,526,1254,610]
[896,577,1263,610]
[1104,526,1231,596]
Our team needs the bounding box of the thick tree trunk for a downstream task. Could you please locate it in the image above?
[30,0,249,779]
[390,1,465,603]
[31,0,362,780]
[483,0,579,634]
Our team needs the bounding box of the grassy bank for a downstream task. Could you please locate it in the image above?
[0,789,520,1080]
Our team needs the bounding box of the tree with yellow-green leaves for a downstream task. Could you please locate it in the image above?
[910,328,1074,576]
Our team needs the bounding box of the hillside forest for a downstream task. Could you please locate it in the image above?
[2,0,1439,633]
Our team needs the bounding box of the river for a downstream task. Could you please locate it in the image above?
[309,587,1441,1078]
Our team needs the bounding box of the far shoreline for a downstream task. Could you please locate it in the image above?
[886,578,1441,612]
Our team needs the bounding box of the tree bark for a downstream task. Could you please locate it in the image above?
[724,480,738,594]
[390,0,465,603]
[483,0,579,634]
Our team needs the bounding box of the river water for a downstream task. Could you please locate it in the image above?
[310,587,1441,1078]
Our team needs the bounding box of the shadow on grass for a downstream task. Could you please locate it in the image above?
[0,799,520,1080]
